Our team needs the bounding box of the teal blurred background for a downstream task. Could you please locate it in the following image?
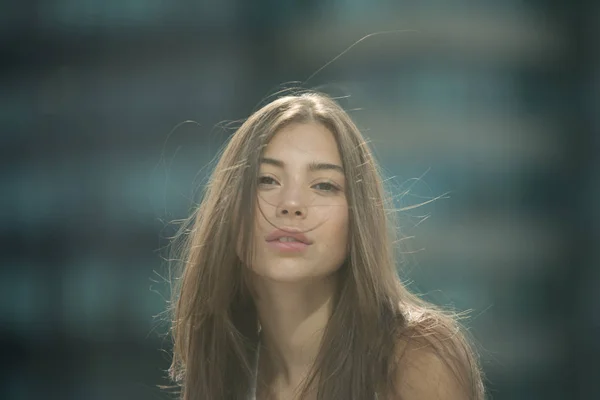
[0,1,598,399]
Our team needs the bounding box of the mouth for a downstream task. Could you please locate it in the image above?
[265,228,312,245]
[265,228,312,252]
[266,239,309,252]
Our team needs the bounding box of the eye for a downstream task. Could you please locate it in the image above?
[312,182,340,192]
[258,176,278,186]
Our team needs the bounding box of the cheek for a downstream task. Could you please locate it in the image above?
[338,215,350,252]
[320,205,349,255]
[248,204,272,259]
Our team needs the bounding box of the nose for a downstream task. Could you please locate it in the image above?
[276,192,308,219]
[277,205,307,218]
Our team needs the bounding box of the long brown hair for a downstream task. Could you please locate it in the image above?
[167,91,485,399]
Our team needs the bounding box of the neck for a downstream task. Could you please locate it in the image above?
[252,275,337,389]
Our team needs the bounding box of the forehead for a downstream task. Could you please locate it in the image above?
[263,122,341,164]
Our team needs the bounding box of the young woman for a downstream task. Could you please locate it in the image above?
[167,92,486,399]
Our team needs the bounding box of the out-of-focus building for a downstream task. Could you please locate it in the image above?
[0,1,596,399]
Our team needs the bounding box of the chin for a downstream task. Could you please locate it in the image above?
[251,259,333,284]
[254,267,317,284]
[252,259,318,283]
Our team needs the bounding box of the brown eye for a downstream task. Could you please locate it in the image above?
[258,176,278,186]
[312,182,340,192]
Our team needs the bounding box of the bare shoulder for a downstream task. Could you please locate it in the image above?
[388,308,484,400]
[392,339,468,399]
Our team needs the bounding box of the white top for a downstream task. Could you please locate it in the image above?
[248,340,260,400]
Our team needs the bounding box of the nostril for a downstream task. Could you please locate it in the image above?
[279,208,304,216]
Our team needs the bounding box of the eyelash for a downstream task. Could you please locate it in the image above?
[312,182,340,192]
[258,176,278,186]
[257,176,341,193]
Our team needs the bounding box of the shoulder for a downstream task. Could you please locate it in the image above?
[392,339,468,400]
[387,307,484,400]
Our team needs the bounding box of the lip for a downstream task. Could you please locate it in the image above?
[265,228,313,253]
[265,228,313,245]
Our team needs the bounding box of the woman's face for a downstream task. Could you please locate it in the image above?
[248,122,349,283]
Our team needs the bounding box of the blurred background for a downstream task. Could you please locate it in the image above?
[0,1,598,399]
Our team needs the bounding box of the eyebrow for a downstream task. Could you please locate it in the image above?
[261,157,344,174]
